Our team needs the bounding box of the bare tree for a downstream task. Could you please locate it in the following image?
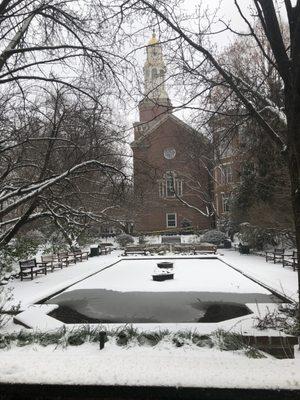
[0,1,124,98]
[0,1,138,251]
[108,0,300,318]
[0,88,128,247]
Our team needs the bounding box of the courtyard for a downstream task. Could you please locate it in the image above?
[0,247,300,393]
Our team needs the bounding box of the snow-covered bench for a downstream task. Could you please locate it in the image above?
[265,248,285,263]
[41,255,63,272]
[57,251,76,266]
[98,243,111,255]
[161,235,181,244]
[71,248,89,262]
[193,243,217,254]
[124,246,148,256]
[19,259,47,281]
[283,251,298,271]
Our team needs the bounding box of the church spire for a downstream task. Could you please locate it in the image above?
[148,30,158,45]
[138,31,172,123]
[143,31,169,101]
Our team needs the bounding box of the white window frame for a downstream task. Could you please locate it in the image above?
[166,213,177,228]
[221,193,230,213]
[220,163,233,185]
[176,179,183,196]
[158,180,165,198]
[166,172,175,197]
[158,171,183,198]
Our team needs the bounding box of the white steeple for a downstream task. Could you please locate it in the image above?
[143,31,169,102]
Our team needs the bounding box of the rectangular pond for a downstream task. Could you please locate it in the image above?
[46,258,283,324]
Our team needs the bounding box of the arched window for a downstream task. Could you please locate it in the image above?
[166,171,175,197]
[152,68,157,79]
[158,171,183,198]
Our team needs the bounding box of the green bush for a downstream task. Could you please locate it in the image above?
[0,236,41,274]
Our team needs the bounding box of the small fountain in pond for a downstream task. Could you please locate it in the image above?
[152,262,174,281]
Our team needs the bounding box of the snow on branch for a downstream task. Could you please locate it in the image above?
[0,160,126,219]
[227,71,287,127]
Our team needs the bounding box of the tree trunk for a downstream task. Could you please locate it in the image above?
[289,152,300,348]
[286,90,300,330]
[290,162,300,303]
[0,200,38,247]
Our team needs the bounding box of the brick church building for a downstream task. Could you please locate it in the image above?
[131,33,213,233]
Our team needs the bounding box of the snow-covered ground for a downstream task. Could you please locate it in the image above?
[219,250,298,302]
[1,342,300,390]
[6,249,298,311]
[5,251,121,310]
[1,248,300,390]
[60,257,271,294]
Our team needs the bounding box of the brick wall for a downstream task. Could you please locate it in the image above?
[132,116,213,233]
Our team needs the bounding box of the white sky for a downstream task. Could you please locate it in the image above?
[120,0,289,140]
[125,0,254,127]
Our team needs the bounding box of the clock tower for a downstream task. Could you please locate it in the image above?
[131,33,212,234]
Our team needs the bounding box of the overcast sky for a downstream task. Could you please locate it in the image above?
[124,0,289,132]
[182,0,253,46]
[126,1,254,125]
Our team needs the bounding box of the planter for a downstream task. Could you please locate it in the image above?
[90,247,100,257]
[157,262,173,269]
[223,239,232,249]
[152,273,174,281]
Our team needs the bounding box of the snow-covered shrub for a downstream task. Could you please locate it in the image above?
[115,233,134,248]
[138,235,147,245]
[214,329,244,351]
[0,235,41,276]
[43,231,68,254]
[200,230,226,245]
[0,288,13,329]
[239,222,280,250]
[255,303,299,336]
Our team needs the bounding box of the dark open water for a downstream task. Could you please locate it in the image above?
[47,289,281,324]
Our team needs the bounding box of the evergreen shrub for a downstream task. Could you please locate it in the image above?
[200,230,227,245]
[115,233,134,248]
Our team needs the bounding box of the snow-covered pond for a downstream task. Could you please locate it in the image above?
[46,257,282,323]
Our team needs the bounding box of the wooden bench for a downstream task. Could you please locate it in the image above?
[161,236,181,245]
[124,246,148,256]
[193,244,217,254]
[283,251,298,271]
[41,255,63,272]
[265,248,285,263]
[57,251,76,266]
[71,248,89,262]
[98,243,111,255]
[173,245,194,254]
[19,259,47,281]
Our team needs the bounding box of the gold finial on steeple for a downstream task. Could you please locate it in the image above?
[148,29,158,45]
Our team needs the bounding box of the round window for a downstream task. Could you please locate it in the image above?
[163,148,176,159]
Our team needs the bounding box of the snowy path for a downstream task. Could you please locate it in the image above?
[5,251,122,310]
[6,249,298,310]
[219,250,298,302]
